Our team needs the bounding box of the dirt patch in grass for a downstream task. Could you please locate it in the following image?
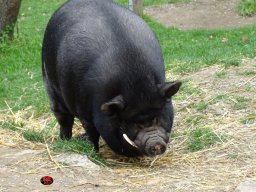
[1,58,256,191]
[145,0,256,29]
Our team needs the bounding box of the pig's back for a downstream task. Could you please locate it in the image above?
[43,0,164,79]
[42,0,165,114]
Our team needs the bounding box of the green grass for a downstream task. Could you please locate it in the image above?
[0,120,21,131]
[23,130,45,142]
[143,0,190,6]
[194,101,208,112]
[53,138,94,154]
[211,94,250,111]
[238,0,256,16]
[52,138,106,165]
[185,115,206,126]
[215,70,228,78]
[213,94,230,102]
[187,127,224,152]
[22,120,57,142]
[114,0,128,7]
[239,70,256,75]
[240,114,256,124]
[0,0,63,114]
[233,96,248,110]
[179,79,202,95]
[114,0,190,7]
[244,85,253,91]
[223,60,241,68]
[1,0,256,159]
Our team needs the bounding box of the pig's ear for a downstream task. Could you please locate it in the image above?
[101,95,125,116]
[159,81,182,98]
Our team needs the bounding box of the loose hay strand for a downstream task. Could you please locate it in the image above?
[44,138,62,170]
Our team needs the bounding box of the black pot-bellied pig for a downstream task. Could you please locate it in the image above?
[42,0,182,157]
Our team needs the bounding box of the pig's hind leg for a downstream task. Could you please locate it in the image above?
[47,87,74,140]
[54,108,74,140]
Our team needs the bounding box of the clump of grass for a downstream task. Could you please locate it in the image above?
[238,0,256,16]
[181,85,202,95]
[185,115,206,126]
[52,138,105,165]
[194,101,208,112]
[212,94,230,103]
[244,85,253,91]
[228,152,240,159]
[187,127,224,152]
[233,96,248,110]
[240,114,256,124]
[113,0,127,6]
[223,60,241,68]
[143,0,190,6]
[239,70,256,75]
[212,95,249,110]
[23,130,45,142]
[0,120,24,131]
[52,138,93,154]
[179,79,202,96]
[215,70,227,78]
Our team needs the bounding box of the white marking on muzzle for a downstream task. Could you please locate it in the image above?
[123,134,138,148]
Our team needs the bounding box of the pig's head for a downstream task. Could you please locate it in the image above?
[121,118,170,156]
[101,80,182,156]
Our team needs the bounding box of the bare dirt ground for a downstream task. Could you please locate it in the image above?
[145,0,256,29]
[1,1,256,191]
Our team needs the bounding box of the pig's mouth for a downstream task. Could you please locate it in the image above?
[122,133,138,148]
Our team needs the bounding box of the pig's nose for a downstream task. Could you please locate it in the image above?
[150,143,166,155]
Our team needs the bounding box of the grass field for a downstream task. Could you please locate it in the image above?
[0,0,256,163]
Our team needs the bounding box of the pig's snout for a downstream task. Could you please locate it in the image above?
[134,127,169,156]
[146,141,167,156]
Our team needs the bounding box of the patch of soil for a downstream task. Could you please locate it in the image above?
[145,0,256,29]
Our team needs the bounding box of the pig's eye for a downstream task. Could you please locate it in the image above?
[130,108,162,125]
[134,115,157,125]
